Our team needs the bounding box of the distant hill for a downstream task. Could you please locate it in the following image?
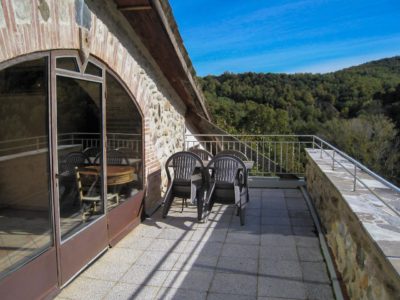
[199,56,400,183]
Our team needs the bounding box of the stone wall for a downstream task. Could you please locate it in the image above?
[306,149,400,299]
[0,0,187,194]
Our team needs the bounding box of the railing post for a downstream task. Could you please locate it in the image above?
[332,150,335,170]
[312,136,315,149]
[353,164,357,191]
[221,135,224,151]
[320,140,323,158]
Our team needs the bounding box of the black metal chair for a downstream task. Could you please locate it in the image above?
[189,147,213,161]
[205,155,249,225]
[82,147,100,164]
[162,151,206,221]
[94,149,129,165]
[216,149,248,161]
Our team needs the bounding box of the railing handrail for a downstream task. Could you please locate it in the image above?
[312,135,400,194]
[185,133,400,195]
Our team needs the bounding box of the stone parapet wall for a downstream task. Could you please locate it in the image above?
[305,149,400,299]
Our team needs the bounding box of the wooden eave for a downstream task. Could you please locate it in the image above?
[114,0,211,121]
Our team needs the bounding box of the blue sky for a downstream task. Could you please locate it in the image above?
[169,0,400,75]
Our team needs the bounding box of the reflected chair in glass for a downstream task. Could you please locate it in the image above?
[162,151,207,221]
[189,147,213,161]
[59,152,91,202]
[82,147,100,164]
[216,149,248,161]
[75,167,119,219]
[94,149,129,165]
[205,155,249,225]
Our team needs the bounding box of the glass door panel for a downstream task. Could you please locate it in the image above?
[0,57,53,278]
[56,76,103,240]
[105,73,143,210]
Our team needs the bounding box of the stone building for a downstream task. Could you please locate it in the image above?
[0,0,210,298]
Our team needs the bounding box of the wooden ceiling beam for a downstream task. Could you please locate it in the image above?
[118,5,152,11]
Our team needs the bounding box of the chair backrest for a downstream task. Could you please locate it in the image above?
[74,167,84,202]
[82,147,100,163]
[207,155,248,186]
[94,149,129,165]
[216,150,248,161]
[62,152,90,175]
[189,148,213,161]
[165,151,204,183]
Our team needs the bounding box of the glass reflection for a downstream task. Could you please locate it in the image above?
[0,58,52,278]
[105,73,142,210]
[57,76,103,240]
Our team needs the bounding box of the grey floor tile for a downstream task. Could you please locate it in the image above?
[58,277,115,300]
[290,217,315,227]
[258,277,307,299]
[284,189,303,197]
[286,202,308,210]
[246,208,262,217]
[225,232,260,245]
[288,209,311,218]
[298,246,324,262]
[184,241,224,256]
[305,283,335,300]
[261,225,293,235]
[228,223,261,234]
[262,217,291,226]
[301,262,331,284]
[156,287,207,300]
[209,292,256,300]
[163,270,214,291]
[56,188,336,300]
[257,297,301,300]
[101,247,144,264]
[157,228,195,241]
[103,283,159,300]
[134,250,180,270]
[147,238,188,253]
[259,259,302,279]
[114,235,154,250]
[259,245,298,261]
[295,236,320,248]
[293,226,316,237]
[216,256,258,275]
[81,259,131,282]
[173,253,218,272]
[261,209,289,217]
[210,273,257,296]
[263,203,287,210]
[221,243,259,259]
[191,228,228,242]
[261,233,296,247]
[120,265,170,286]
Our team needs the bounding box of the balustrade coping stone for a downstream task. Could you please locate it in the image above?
[305,148,400,277]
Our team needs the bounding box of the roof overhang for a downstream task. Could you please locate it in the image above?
[113,0,211,121]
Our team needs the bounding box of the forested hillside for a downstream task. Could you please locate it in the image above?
[199,56,400,183]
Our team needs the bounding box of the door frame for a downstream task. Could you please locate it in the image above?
[50,50,109,286]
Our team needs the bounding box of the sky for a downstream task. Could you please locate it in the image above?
[169,0,400,76]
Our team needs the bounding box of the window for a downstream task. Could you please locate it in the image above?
[0,57,52,278]
[105,72,143,210]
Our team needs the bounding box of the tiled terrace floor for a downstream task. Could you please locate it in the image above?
[57,188,335,300]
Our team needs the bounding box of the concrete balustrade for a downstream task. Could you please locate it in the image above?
[306,149,400,299]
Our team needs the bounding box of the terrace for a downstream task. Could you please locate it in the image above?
[55,134,400,299]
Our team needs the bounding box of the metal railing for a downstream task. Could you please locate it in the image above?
[0,132,142,156]
[185,134,314,177]
[185,133,400,216]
